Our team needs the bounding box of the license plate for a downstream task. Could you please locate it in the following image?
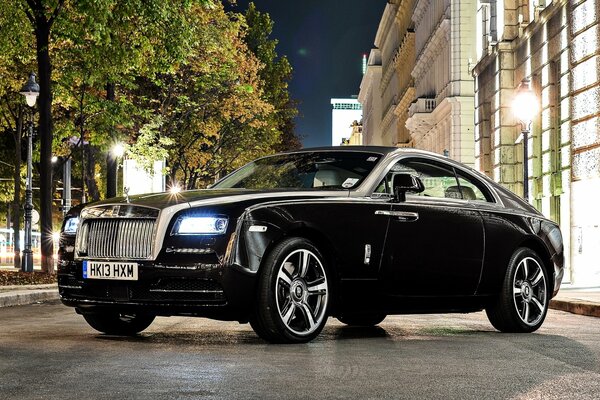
[83,261,138,281]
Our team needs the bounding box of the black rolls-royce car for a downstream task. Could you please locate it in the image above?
[58,146,564,343]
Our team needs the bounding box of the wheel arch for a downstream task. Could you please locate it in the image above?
[258,225,342,314]
[517,237,555,294]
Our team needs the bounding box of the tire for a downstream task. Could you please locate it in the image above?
[337,314,386,327]
[82,311,155,336]
[250,237,330,343]
[486,247,549,333]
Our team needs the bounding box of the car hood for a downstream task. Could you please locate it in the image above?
[86,188,347,211]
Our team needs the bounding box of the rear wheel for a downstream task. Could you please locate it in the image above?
[486,247,549,333]
[337,314,386,327]
[250,237,330,343]
[82,311,155,336]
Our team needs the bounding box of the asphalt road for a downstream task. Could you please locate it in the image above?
[1,301,599,400]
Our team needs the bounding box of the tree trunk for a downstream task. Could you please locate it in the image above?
[12,108,23,270]
[105,82,117,198]
[85,145,101,201]
[36,23,54,273]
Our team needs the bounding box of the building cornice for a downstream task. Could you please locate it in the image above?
[395,85,415,117]
[382,95,398,132]
[358,65,382,103]
[374,3,399,49]
[411,17,450,82]
[412,0,431,28]
[381,31,415,91]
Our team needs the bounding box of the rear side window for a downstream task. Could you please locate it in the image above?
[455,171,493,202]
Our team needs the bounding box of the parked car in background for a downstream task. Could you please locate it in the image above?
[58,146,564,343]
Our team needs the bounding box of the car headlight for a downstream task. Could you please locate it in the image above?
[173,216,229,235]
[63,217,80,235]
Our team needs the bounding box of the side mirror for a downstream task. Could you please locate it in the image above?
[392,173,424,202]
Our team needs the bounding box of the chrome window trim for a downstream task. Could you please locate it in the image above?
[355,151,505,206]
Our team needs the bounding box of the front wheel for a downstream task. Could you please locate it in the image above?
[486,247,549,333]
[82,311,155,336]
[250,237,330,343]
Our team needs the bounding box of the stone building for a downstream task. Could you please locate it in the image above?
[472,0,600,286]
[360,0,476,161]
[359,49,384,145]
[342,121,364,146]
[358,0,415,147]
[405,0,477,164]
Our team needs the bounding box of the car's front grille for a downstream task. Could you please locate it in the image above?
[77,218,155,259]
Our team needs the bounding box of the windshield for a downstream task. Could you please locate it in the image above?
[213,151,383,190]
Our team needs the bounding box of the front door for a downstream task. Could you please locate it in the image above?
[377,158,485,296]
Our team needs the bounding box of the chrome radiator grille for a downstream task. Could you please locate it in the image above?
[77,218,156,259]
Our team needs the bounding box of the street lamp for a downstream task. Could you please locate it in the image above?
[19,73,40,273]
[107,143,125,198]
[512,78,538,202]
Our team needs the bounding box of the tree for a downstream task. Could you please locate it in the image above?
[0,3,36,269]
[17,0,65,273]
[128,2,276,189]
[0,0,215,272]
[243,2,301,152]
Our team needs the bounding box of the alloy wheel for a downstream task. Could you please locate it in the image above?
[512,256,547,327]
[275,249,329,336]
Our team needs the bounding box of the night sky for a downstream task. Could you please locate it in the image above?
[228,1,385,147]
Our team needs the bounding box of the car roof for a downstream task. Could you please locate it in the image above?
[283,146,443,158]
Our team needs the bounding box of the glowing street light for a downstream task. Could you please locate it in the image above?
[513,78,538,202]
[112,143,125,158]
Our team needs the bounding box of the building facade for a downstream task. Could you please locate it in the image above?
[330,98,362,146]
[359,49,384,145]
[406,0,477,164]
[342,121,364,146]
[473,0,600,286]
[359,0,415,147]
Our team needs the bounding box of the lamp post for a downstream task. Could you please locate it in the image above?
[109,143,125,198]
[19,73,40,273]
[512,78,538,202]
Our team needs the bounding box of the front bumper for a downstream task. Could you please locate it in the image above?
[58,259,256,321]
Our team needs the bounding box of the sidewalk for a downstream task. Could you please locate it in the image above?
[0,284,58,307]
[0,284,599,319]
[550,286,600,318]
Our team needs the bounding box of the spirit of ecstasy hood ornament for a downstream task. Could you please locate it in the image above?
[124,187,130,203]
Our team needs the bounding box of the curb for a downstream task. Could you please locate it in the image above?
[0,289,59,308]
[0,284,57,292]
[550,298,600,318]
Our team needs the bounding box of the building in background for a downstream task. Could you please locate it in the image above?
[472,0,600,287]
[359,49,383,145]
[331,98,362,146]
[123,159,166,195]
[405,0,477,163]
[359,0,415,147]
[342,121,363,146]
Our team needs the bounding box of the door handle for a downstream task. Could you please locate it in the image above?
[375,210,419,222]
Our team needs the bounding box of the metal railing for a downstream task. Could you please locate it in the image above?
[408,98,437,116]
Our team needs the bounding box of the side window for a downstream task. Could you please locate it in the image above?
[455,171,493,202]
[398,160,459,199]
[374,158,460,199]
[373,158,494,202]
